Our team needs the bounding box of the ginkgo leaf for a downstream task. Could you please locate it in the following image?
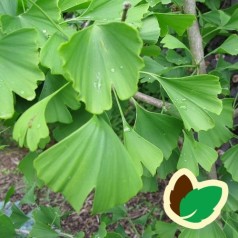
[156,75,222,131]
[40,33,67,75]
[81,0,142,22]
[221,144,238,182]
[0,0,17,15]
[140,16,160,44]
[1,0,61,43]
[0,28,44,119]
[198,99,234,148]
[179,222,226,238]
[124,125,163,176]
[161,34,189,51]
[155,13,195,36]
[13,83,69,151]
[34,116,142,212]
[214,34,238,55]
[134,104,183,159]
[58,0,90,11]
[60,22,144,114]
[180,186,222,222]
[177,132,217,176]
[39,74,80,124]
[155,221,177,238]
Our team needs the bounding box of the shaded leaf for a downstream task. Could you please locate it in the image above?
[179,222,226,238]
[178,132,218,176]
[3,186,15,208]
[60,22,144,114]
[198,99,234,148]
[155,221,177,238]
[180,187,222,222]
[156,75,222,131]
[161,34,189,51]
[40,33,67,75]
[223,212,238,237]
[134,104,183,159]
[40,75,80,124]
[155,13,195,36]
[221,144,238,182]
[0,28,44,119]
[0,214,16,238]
[34,116,142,212]
[10,204,29,228]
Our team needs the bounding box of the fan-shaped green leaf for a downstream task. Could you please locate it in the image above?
[177,132,217,176]
[180,187,222,222]
[1,0,62,43]
[179,222,226,238]
[198,99,233,148]
[155,221,177,238]
[0,28,44,119]
[124,126,163,176]
[221,144,238,182]
[60,22,144,114]
[0,214,16,238]
[156,75,222,131]
[59,0,90,11]
[34,116,142,212]
[134,104,183,159]
[13,83,70,151]
[140,16,160,44]
[0,0,17,15]
[155,13,195,36]
[40,75,80,123]
[214,34,238,55]
[40,33,67,75]
[81,0,142,22]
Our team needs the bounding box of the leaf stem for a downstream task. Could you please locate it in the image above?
[112,88,128,129]
[21,0,26,12]
[27,0,68,39]
[125,217,140,237]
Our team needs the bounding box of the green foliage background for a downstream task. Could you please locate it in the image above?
[0,0,238,237]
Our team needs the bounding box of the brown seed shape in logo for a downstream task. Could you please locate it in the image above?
[169,175,193,215]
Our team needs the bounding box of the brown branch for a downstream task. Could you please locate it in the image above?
[134,92,171,109]
[184,0,217,179]
[183,1,206,74]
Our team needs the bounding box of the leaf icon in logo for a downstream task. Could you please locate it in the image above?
[163,169,228,229]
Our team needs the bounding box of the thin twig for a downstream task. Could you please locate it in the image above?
[133,92,171,110]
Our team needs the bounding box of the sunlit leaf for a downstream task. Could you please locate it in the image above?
[178,132,217,176]
[0,28,44,119]
[1,0,62,43]
[13,83,69,151]
[161,34,189,51]
[214,34,238,55]
[156,75,222,131]
[140,16,160,44]
[34,116,142,212]
[81,0,142,22]
[60,22,144,114]
[10,204,29,228]
[124,125,163,176]
[59,0,90,11]
[198,99,234,148]
[0,214,16,238]
[134,104,183,159]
